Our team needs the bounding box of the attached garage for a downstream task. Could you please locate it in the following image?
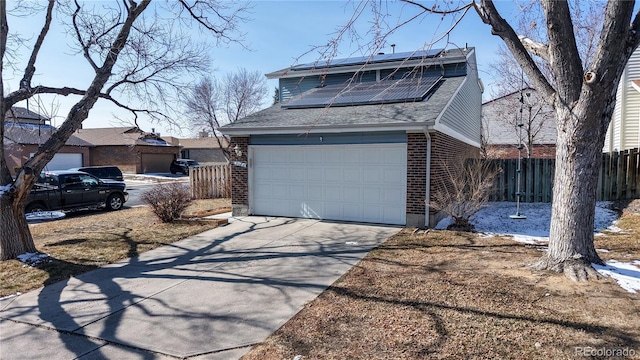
[250,144,407,225]
[37,153,83,171]
[222,48,483,227]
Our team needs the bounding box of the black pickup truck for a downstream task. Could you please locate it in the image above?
[25,170,129,213]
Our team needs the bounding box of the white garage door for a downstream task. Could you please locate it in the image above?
[37,153,83,171]
[251,144,407,225]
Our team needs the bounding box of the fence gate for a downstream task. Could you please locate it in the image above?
[189,165,231,199]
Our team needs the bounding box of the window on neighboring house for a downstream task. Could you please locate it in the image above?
[181,150,189,158]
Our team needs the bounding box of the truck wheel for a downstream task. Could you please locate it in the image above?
[106,193,124,211]
[25,203,47,213]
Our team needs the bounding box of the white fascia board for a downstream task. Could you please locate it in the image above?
[433,122,481,148]
[221,123,435,136]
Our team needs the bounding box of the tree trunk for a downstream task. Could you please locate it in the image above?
[0,194,35,260]
[532,101,604,281]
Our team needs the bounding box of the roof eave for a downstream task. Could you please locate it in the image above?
[221,122,436,136]
[266,53,470,80]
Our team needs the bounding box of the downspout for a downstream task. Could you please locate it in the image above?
[424,128,431,228]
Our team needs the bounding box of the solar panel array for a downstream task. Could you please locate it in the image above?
[282,76,443,109]
[291,49,444,71]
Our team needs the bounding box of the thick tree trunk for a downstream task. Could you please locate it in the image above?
[532,102,604,281]
[0,194,35,260]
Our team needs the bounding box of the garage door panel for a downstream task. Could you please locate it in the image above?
[251,144,406,225]
[343,168,361,182]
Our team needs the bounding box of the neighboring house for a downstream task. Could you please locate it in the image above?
[73,127,180,174]
[163,134,229,165]
[222,48,483,228]
[4,108,92,175]
[607,47,640,153]
[482,88,556,159]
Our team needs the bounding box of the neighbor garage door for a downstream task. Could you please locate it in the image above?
[141,153,175,173]
[251,144,406,225]
[36,153,83,171]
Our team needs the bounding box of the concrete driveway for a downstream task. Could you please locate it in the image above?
[0,216,400,360]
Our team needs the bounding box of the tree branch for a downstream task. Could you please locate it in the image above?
[518,35,549,62]
[19,0,54,91]
[473,0,555,101]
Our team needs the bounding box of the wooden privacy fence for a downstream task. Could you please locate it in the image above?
[189,165,231,199]
[489,148,640,202]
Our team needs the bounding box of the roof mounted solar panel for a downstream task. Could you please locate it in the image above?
[282,75,443,109]
[291,49,444,71]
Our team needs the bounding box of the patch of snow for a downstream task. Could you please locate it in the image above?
[0,292,21,301]
[593,261,640,294]
[596,249,610,253]
[17,252,50,267]
[434,202,640,293]
[0,184,11,196]
[25,211,65,222]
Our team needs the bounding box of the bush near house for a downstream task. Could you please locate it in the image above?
[142,182,193,223]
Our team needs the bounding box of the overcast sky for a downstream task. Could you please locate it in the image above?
[7,1,531,137]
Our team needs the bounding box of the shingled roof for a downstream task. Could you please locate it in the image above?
[4,123,92,147]
[74,127,176,147]
[222,76,464,135]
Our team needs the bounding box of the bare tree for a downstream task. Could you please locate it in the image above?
[183,68,267,159]
[327,0,639,280]
[483,88,555,158]
[0,0,249,260]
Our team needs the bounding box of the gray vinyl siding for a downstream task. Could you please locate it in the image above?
[437,53,482,145]
[250,131,407,145]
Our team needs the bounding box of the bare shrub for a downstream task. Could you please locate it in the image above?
[430,157,501,231]
[142,182,193,223]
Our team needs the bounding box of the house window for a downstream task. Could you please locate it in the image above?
[181,150,189,159]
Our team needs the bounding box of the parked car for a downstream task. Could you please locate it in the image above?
[170,159,200,175]
[25,170,128,213]
[69,166,124,181]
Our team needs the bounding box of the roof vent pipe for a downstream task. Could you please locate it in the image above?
[391,44,396,53]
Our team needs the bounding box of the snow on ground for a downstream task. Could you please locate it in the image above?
[436,202,640,293]
[25,211,66,222]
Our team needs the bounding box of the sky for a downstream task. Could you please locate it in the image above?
[5,0,528,137]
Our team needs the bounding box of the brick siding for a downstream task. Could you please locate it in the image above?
[406,133,428,217]
[230,137,249,209]
[430,132,480,217]
[487,144,556,159]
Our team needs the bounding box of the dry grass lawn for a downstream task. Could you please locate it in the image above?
[0,198,230,297]
[243,204,640,359]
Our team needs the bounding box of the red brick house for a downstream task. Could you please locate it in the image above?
[163,135,229,165]
[482,88,557,159]
[3,108,92,175]
[73,127,180,174]
[222,48,483,228]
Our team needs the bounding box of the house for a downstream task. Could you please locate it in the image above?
[4,108,92,175]
[221,47,483,228]
[163,134,229,165]
[73,127,180,174]
[482,88,556,159]
[606,47,640,153]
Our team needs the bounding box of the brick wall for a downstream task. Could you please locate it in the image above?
[487,144,556,159]
[5,144,91,176]
[406,133,428,225]
[230,137,249,215]
[90,146,139,173]
[430,132,480,221]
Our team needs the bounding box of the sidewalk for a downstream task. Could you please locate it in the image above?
[0,216,399,360]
